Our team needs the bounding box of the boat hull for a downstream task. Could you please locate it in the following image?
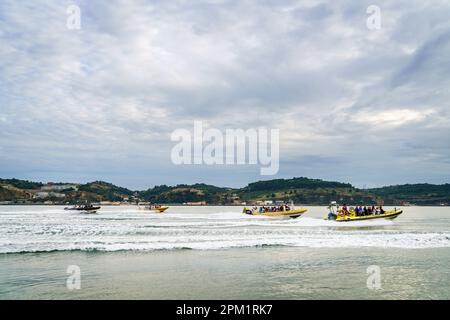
[246,208,307,219]
[331,210,403,222]
[140,206,169,213]
[64,206,101,212]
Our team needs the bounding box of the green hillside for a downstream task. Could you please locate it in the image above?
[368,184,450,205]
[77,181,134,201]
[237,177,378,205]
[138,183,233,204]
[0,178,42,190]
[0,177,449,205]
[0,179,134,204]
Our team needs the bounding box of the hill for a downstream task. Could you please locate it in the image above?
[138,183,233,204]
[75,181,135,202]
[0,179,134,204]
[237,177,378,205]
[0,177,449,205]
[368,184,450,205]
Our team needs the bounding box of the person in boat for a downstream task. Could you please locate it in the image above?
[341,204,349,216]
[379,206,385,214]
[363,206,368,216]
[371,205,376,215]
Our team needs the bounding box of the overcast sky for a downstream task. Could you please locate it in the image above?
[1,0,450,190]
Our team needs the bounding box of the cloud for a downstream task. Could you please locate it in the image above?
[0,0,450,188]
[350,109,434,128]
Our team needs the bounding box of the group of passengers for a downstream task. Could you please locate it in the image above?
[340,204,385,216]
[257,205,291,213]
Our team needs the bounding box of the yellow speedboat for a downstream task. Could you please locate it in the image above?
[243,205,307,219]
[139,205,169,213]
[326,202,402,222]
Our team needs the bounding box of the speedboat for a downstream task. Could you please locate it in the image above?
[139,204,169,213]
[325,201,402,222]
[243,204,307,219]
[64,204,101,213]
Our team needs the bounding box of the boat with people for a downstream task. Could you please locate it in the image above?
[139,204,169,213]
[325,201,403,222]
[243,203,307,219]
[64,204,101,214]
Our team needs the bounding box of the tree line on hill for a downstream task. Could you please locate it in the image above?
[0,177,449,206]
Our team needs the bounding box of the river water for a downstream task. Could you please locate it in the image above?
[0,205,449,299]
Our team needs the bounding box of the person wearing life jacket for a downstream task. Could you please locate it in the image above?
[341,204,349,216]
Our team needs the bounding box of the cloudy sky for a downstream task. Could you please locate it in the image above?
[1,0,450,189]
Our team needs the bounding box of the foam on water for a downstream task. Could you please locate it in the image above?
[0,206,449,253]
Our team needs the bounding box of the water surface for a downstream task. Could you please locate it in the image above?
[0,206,449,299]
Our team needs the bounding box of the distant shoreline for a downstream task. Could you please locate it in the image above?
[2,177,449,206]
[0,203,448,207]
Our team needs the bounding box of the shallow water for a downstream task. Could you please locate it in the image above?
[0,205,449,299]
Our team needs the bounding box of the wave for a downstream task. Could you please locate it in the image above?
[1,208,449,254]
[1,231,449,253]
